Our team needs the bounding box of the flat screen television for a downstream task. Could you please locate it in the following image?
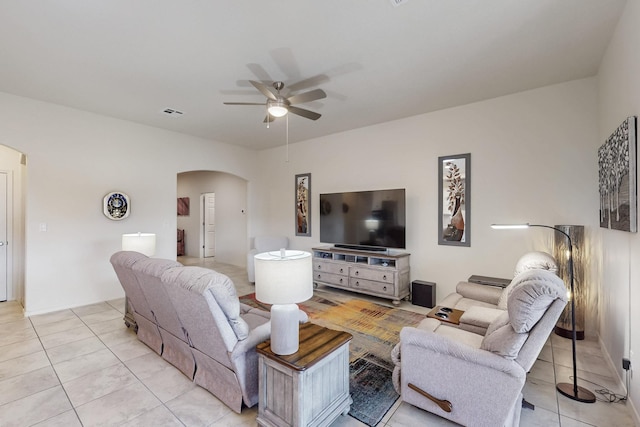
[319,188,406,250]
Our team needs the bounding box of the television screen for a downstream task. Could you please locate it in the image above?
[319,188,406,249]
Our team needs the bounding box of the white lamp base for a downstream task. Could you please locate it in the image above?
[270,303,300,355]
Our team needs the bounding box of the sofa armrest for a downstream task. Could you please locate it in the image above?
[400,326,523,376]
[439,292,463,308]
[232,322,271,356]
[455,281,504,306]
[459,306,504,334]
[399,326,525,426]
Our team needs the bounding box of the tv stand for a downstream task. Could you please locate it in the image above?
[312,246,410,305]
[333,244,389,253]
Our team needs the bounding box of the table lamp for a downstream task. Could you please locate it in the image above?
[122,232,156,256]
[254,249,313,355]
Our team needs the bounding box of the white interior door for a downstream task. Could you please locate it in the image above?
[203,193,215,257]
[0,173,7,301]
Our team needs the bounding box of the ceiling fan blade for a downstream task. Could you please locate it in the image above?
[287,74,330,92]
[288,106,321,121]
[287,89,327,105]
[223,102,265,105]
[250,80,277,101]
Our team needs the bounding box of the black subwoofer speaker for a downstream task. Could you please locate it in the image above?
[412,280,435,308]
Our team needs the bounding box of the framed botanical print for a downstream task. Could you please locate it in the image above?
[438,153,471,246]
[295,173,311,236]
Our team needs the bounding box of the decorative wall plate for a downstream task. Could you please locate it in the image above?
[103,192,130,220]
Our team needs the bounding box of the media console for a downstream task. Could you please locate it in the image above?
[312,246,410,305]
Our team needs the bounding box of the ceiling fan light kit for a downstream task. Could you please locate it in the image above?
[267,99,289,117]
[224,80,326,123]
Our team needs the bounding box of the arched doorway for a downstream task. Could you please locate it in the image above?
[177,171,248,267]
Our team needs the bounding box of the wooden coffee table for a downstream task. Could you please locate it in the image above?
[427,306,464,325]
[256,322,353,427]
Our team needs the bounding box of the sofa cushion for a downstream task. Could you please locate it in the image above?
[507,269,567,334]
[460,306,504,331]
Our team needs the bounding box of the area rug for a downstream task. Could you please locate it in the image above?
[239,290,425,426]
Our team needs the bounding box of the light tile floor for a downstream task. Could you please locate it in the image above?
[0,257,636,426]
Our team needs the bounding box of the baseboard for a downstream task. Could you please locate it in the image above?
[598,335,640,425]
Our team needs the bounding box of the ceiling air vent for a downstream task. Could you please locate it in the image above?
[162,108,184,117]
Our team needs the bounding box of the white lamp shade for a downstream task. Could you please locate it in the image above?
[267,99,288,117]
[122,233,156,256]
[254,250,313,304]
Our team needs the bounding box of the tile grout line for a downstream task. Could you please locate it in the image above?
[28,314,86,426]
[72,305,189,427]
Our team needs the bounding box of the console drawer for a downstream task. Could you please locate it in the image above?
[349,277,394,295]
[314,271,348,287]
[350,267,395,284]
[314,261,348,276]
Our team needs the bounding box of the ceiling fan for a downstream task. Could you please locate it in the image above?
[224,80,326,122]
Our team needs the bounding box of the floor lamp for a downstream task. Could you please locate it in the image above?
[491,223,596,403]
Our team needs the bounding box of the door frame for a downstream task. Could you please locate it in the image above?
[0,170,13,302]
[200,192,215,258]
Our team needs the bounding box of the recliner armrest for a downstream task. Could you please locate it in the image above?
[459,306,504,334]
[400,326,523,377]
[232,322,271,357]
[455,281,504,306]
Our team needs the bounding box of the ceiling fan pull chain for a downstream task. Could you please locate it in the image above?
[286,114,289,162]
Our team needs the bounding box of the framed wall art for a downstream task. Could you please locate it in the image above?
[295,173,311,236]
[598,116,637,232]
[103,191,130,220]
[438,153,471,246]
[177,197,190,216]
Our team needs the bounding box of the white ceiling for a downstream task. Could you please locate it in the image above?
[0,0,627,150]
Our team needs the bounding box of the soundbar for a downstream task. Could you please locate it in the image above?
[334,244,389,253]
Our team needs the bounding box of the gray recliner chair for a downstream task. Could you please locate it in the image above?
[439,251,558,335]
[392,268,567,427]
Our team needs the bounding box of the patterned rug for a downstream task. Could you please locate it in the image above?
[239,290,425,426]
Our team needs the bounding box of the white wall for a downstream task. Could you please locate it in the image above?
[0,91,259,315]
[176,171,248,266]
[257,78,599,307]
[597,0,640,420]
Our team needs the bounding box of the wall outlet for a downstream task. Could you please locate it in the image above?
[623,358,631,370]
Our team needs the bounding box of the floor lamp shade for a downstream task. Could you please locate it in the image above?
[122,233,156,256]
[254,250,313,355]
[554,225,585,340]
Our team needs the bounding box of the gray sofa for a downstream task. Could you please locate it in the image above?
[439,251,558,335]
[110,251,271,413]
[392,268,568,426]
